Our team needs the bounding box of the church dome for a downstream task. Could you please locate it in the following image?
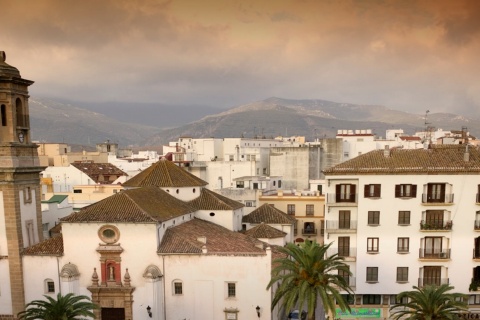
[0,51,21,77]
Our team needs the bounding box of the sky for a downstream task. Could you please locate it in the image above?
[2,0,480,118]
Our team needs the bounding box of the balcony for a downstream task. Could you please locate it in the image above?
[336,276,356,290]
[302,228,317,235]
[420,220,452,231]
[328,247,357,259]
[418,277,449,287]
[326,193,357,206]
[419,248,451,259]
[421,193,454,205]
[326,220,357,232]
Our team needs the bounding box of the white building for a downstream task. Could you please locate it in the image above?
[324,144,480,318]
[40,195,72,238]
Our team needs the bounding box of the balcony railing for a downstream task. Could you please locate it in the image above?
[326,220,357,231]
[326,193,358,204]
[422,193,454,204]
[328,247,357,258]
[420,220,452,231]
[337,276,356,289]
[419,248,451,259]
[418,277,449,287]
[302,228,317,235]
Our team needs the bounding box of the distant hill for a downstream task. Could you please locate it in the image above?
[142,97,480,146]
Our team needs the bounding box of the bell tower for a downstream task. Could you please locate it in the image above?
[0,51,44,318]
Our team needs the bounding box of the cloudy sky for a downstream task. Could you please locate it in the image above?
[2,0,480,117]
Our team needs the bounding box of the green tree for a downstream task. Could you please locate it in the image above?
[267,240,352,320]
[390,284,468,320]
[17,293,97,320]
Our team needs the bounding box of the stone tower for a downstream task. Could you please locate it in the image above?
[0,51,44,318]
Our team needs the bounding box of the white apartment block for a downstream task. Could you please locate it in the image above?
[324,144,480,318]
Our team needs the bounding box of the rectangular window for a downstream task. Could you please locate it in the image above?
[229,155,234,161]
[287,204,295,215]
[426,183,446,202]
[336,184,356,203]
[338,267,350,286]
[397,238,409,253]
[339,210,351,229]
[306,205,314,216]
[423,266,441,286]
[227,283,236,297]
[363,294,381,305]
[367,238,379,253]
[398,211,411,225]
[236,181,244,188]
[397,267,408,282]
[395,184,417,198]
[73,189,82,194]
[368,211,380,225]
[174,282,183,295]
[338,237,350,257]
[366,267,378,282]
[364,184,381,198]
[47,281,55,293]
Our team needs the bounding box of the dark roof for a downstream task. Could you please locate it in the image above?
[42,195,68,204]
[324,145,480,175]
[71,162,127,183]
[123,159,207,188]
[188,188,244,210]
[242,204,296,224]
[22,235,63,256]
[245,223,287,239]
[61,186,195,223]
[158,218,266,254]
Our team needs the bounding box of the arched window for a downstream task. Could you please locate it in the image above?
[44,278,55,293]
[16,98,24,127]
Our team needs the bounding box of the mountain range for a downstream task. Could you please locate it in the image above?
[29,97,480,148]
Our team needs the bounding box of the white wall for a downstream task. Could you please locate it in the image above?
[43,166,93,192]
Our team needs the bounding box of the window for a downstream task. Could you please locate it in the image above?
[398,211,410,225]
[397,238,409,253]
[395,184,417,198]
[317,184,322,194]
[397,267,408,282]
[339,210,351,229]
[338,237,350,257]
[263,168,267,174]
[367,238,379,253]
[236,181,244,188]
[363,294,381,305]
[340,294,355,305]
[338,267,350,286]
[469,294,480,305]
[227,283,236,298]
[229,155,234,161]
[245,201,254,207]
[368,211,380,225]
[426,183,446,203]
[278,180,282,188]
[303,222,315,234]
[174,281,183,295]
[423,266,441,286]
[336,184,356,202]
[366,267,378,282]
[424,210,444,229]
[287,204,295,215]
[364,184,381,198]
[306,205,314,216]
[23,187,32,204]
[45,279,55,293]
[73,189,82,193]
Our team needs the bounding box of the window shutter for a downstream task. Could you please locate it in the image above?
[364,185,369,197]
[336,184,341,202]
[395,185,400,197]
[350,184,356,201]
[412,185,417,197]
[375,184,381,197]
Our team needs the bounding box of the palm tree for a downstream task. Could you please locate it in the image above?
[267,240,352,320]
[389,284,468,320]
[17,293,97,320]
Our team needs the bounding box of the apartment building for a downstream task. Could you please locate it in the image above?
[324,144,480,318]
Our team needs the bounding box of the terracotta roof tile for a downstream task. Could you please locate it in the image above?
[158,218,266,255]
[22,235,63,256]
[242,203,296,224]
[188,188,244,210]
[61,186,195,223]
[324,145,480,175]
[71,162,127,184]
[123,159,207,188]
[245,223,287,239]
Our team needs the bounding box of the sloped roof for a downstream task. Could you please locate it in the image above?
[22,235,64,256]
[71,162,127,183]
[188,188,244,210]
[61,186,195,223]
[158,218,266,255]
[42,195,68,204]
[242,203,296,224]
[245,223,287,239]
[324,145,480,175]
[123,159,207,188]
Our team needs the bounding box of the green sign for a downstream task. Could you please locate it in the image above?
[335,308,382,318]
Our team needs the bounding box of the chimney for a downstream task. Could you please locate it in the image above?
[383,145,390,158]
[464,145,470,162]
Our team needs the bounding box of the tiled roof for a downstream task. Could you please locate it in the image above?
[242,204,296,224]
[324,145,480,175]
[22,235,63,256]
[188,188,244,210]
[61,186,195,223]
[158,218,266,254]
[245,223,287,239]
[42,195,68,204]
[71,162,127,183]
[123,159,207,188]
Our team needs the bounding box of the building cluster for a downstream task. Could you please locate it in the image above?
[2,50,480,320]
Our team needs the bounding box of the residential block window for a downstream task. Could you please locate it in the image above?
[174,281,183,295]
[367,238,379,253]
[45,279,55,293]
[338,237,350,257]
[339,210,351,229]
[397,238,409,253]
[398,211,411,225]
[395,184,417,198]
[306,205,314,216]
[366,267,378,282]
[368,211,380,225]
[364,184,381,198]
[227,283,236,298]
[287,204,295,215]
[363,294,381,305]
[335,184,356,202]
[397,267,409,282]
